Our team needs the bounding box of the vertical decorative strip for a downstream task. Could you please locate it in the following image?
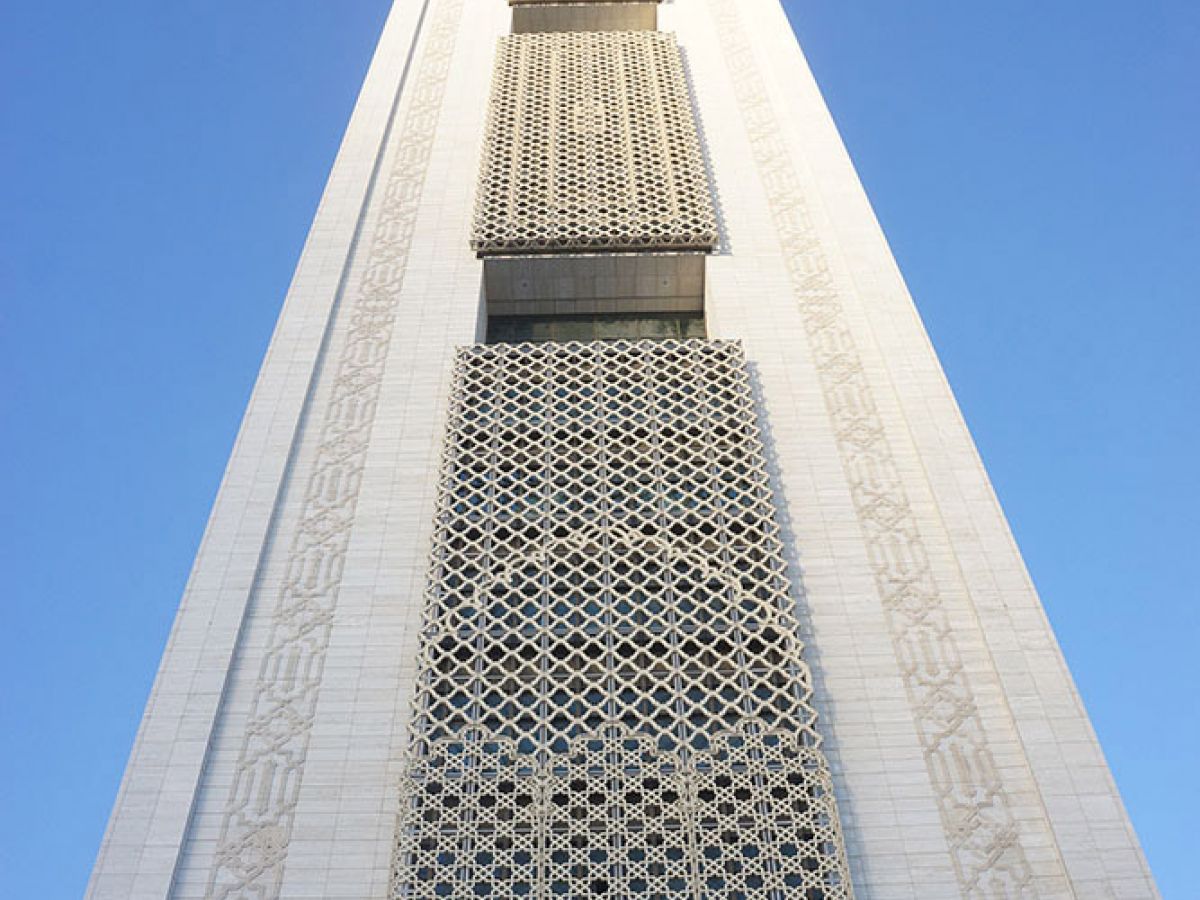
[204,1,465,896]
[706,1,1037,895]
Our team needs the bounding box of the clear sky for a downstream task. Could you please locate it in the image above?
[1,1,1195,896]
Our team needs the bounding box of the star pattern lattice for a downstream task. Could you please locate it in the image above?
[392,340,852,899]
[471,31,718,256]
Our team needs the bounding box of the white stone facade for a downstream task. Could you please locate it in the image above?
[87,1,1159,898]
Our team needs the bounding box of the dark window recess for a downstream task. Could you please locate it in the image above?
[487,313,706,344]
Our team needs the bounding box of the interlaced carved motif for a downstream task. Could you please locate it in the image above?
[203,1,465,896]
[390,340,853,899]
[706,1,1037,895]
[472,31,717,255]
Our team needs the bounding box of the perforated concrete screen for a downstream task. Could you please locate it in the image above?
[391,340,851,899]
[471,31,717,256]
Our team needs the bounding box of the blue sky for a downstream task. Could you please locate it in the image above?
[1,1,1195,896]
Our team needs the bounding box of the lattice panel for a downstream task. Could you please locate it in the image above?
[391,340,852,899]
[472,32,717,255]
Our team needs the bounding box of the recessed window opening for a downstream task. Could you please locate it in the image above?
[487,312,706,344]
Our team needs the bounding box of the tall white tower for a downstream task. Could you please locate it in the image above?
[88,2,1158,898]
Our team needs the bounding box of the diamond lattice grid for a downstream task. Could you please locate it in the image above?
[472,32,718,255]
[391,340,852,898]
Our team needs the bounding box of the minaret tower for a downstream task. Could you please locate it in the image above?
[89,2,1158,898]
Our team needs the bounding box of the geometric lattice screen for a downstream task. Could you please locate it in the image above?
[471,32,718,256]
[391,340,852,898]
